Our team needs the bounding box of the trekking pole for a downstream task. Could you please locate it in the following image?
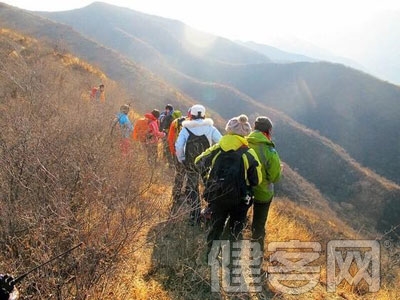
[11,242,83,285]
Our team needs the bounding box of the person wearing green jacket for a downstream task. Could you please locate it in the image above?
[246,116,282,253]
[195,115,262,255]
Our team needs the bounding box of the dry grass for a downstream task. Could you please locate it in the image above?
[102,195,399,300]
[0,28,171,299]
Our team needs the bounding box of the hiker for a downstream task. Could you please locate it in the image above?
[168,109,189,211]
[111,104,134,155]
[195,114,262,256]
[159,104,175,133]
[0,274,18,300]
[133,109,165,164]
[175,104,222,225]
[246,116,282,253]
[90,84,105,102]
[159,104,179,165]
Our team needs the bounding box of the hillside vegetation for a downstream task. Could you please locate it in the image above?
[0,28,168,298]
[1,28,399,300]
[0,3,227,129]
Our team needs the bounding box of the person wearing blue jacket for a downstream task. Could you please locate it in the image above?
[111,104,133,155]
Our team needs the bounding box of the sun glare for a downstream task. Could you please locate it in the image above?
[182,25,217,56]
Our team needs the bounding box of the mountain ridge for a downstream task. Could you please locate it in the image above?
[31,2,400,186]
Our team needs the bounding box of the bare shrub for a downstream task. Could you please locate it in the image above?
[0,31,165,299]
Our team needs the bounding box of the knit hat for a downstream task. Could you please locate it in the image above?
[151,109,160,119]
[225,114,252,136]
[165,104,173,111]
[254,116,273,133]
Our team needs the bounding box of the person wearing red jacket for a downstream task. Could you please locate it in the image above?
[135,109,165,165]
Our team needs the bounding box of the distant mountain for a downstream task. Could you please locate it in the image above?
[255,35,367,73]
[1,2,399,236]
[259,11,400,85]
[212,61,400,186]
[38,2,271,66]
[236,40,318,63]
[35,2,400,186]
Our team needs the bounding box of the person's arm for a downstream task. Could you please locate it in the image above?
[195,143,220,164]
[149,121,166,139]
[211,127,222,144]
[167,122,177,154]
[266,148,282,183]
[175,129,188,163]
[246,148,263,187]
[126,120,134,137]
[195,144,220,180]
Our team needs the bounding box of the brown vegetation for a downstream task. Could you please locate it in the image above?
[0,29,168,298]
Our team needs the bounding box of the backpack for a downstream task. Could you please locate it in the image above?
[160,114,174,132]
[132,118,150,142]
[175,117,185,134]
[184,128,210,167]
[167,117,186,155]
[203,147,249,208]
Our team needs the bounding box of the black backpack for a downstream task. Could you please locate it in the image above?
[203,147,249,208]
[184,128,210,167]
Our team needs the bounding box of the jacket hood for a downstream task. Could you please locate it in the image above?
[144,113,157,121]
[219,134,249,151]
[246,130,275,147]
[182,118,214,128]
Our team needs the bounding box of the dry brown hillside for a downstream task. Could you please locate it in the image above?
[0,28,169,298]
[1,28,399,300]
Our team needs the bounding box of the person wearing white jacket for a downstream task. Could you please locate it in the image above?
[175,104,222,225]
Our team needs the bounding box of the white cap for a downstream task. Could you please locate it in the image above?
[190,104,206,118]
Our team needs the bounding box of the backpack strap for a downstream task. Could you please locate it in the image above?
[185,127,194,136]
[177,117,185,131]
[238,146,251,184]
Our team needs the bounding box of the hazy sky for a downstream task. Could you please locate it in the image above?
[2,0,400,58]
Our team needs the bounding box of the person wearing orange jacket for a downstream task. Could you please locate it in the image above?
[141,109,165,165]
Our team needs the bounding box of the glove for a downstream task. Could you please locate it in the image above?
[242,189,254,206]
[0,274,15,299]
